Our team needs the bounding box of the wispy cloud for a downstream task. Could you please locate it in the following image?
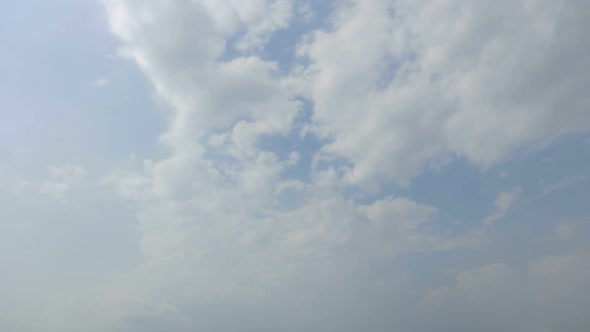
[483,187,523,225]
[42,166,87,202]
[543,176,587,196]
[92,77,110,88]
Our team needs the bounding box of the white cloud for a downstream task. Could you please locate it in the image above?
[91,0,590,330]
[483,187,523,225]
[101,0,299,154]
[297,0,590,188]
[96,2,481,327]
[28,0,586,330]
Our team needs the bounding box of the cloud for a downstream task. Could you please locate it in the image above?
[97,1,478,331]
[0,0,582,330]
[542,176,587,196]
[555,221,577,241]
[297,0,590,187]
[78,186,482,331]
[89,0,590,330]
[94,2,485,329]
[419,253,590,332]
[92,77,110,87]
[35,165,87,203]
[483,187,523,225]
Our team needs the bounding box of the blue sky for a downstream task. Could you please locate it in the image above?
[1,0,590,331]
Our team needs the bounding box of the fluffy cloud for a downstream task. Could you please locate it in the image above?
[299,0,590,187]
[101,0,298,152]
[93,1,488,330]
[100,0,477,255]
[31,0,588,330]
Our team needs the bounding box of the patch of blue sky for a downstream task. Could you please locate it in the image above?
[375,53,419,90]
[218,34,244,63]
[396,134,590,283]
[213,4,350,189]
[507,134,590,192]
[404,159,503,224]
[0,0,164,167]
[256,98,322,181]
[397,134,590,228]
[262,1,336,73]
[219,2,336,64]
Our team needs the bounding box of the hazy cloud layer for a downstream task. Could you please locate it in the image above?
[1,0,589,331]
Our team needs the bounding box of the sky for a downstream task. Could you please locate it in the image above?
[1,0,590,331]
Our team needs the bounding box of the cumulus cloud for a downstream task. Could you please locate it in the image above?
[89,0,590,330]
[298,0,590,187]
[2,0,586,330]
[92,0,489,329]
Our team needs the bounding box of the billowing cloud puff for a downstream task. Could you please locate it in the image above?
[300,0,590,187]
[1,0,588,331]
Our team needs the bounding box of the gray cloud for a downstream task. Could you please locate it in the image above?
[416,253,590,332]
